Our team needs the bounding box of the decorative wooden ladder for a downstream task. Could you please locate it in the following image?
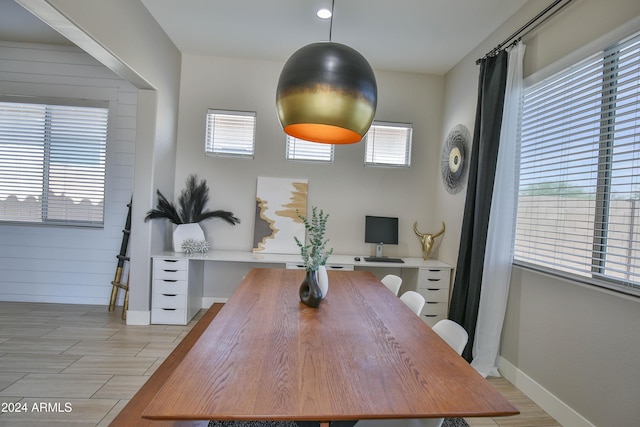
[109,199,131,320]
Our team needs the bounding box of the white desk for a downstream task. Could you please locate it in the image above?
[151,250,452,325]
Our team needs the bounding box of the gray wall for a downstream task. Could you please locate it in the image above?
[441,0,640,425]
[0,42,137,304]
[505,267,640,427]
[175,54,445,297]
[20,0,184,322]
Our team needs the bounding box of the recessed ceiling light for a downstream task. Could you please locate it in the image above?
[316,8,332,19]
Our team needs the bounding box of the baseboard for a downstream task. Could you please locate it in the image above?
[202,297,228,308]
[125,310,151,325]
[498,356,595,427]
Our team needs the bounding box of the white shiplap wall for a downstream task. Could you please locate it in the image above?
[0,42,137,305]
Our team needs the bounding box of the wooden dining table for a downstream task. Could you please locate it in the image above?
[141,268,518,426]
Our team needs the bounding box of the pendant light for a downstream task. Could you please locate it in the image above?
[276,1,377,144]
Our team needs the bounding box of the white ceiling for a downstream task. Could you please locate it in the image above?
[1,0,528,75]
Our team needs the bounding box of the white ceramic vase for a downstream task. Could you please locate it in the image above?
[317,265,329,299]
[173,223,205,252]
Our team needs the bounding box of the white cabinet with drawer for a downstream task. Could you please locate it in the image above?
[285,263,354,271]
[148,251,451,326]
[151,257,203,325]
[414,267,451,326]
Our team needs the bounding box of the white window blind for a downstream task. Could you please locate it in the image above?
[205,109,255,158]
[0,99,108,226]
[364,121,412,167]
[285,135,334,163]
[515,31,640,297]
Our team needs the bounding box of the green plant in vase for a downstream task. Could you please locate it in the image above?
[295,207,333,307]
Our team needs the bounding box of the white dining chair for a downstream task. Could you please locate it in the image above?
[381,274,402,296]
[432,319,469,356]
[399,291,425,316]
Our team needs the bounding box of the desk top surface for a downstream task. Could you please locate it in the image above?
[142,268,517,422]
[153,249,451,269]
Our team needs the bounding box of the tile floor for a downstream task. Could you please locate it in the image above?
[0,302,561,427]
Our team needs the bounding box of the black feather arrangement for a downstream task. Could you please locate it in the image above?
[144,175,240,226]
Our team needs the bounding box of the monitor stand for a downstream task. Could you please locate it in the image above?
[376,243,384,258]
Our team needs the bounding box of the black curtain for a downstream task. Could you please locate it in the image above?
[449,51,509,362]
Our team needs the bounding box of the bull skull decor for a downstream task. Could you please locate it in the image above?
[413,221,445,260]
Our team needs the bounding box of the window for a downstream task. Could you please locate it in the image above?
[205,109,255,158]
[0,98,108,226]
[285,135,334,163]
[515,32,640,297]
[364,121,412,167]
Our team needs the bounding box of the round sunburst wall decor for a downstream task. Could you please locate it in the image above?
[441,124,470,194]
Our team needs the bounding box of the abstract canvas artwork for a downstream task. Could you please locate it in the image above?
[253,177,308,254]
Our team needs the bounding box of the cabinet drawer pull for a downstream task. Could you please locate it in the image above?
[162,279,178,283]
[426,301,439,304]
[287,264,304,268]
[329,266,344,269]
[424,314,438,317]
[163,269,178,273]
[163,259,178,263]
[428,269,441,272]
[427,288,440,291]
[162,293,178,297]
[428,278,441,281]
[161,308,177,311]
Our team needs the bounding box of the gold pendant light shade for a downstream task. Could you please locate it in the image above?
[276,42,377,144]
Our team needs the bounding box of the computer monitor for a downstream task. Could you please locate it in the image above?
[365,216,398,257]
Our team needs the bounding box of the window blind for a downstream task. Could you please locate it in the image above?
[205,109,255,158]
[365,121,412,167]
[0,100,108,226]
[285,135,334,162]
[515,32,640,296]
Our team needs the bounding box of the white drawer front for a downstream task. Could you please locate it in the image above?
[153,279,188,295]
[422,301,448,316]
[154,268,188,281]
[285,263,355,271]
[326,264,354,271]
[152,292,187,309]
[419,268,450,284]
[285,263,306,270]
[154,258,188,271]
[422,314,446,327]
[151,308,187,325]
[418,287,449,302]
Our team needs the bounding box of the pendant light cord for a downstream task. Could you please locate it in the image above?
[329,0,335,42]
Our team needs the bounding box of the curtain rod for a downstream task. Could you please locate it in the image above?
[476,0,574,64]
